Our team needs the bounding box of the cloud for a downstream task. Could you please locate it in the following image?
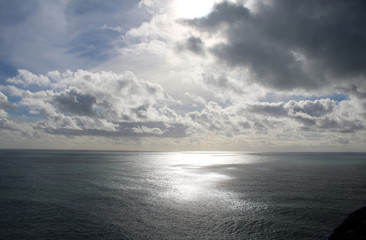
[185,101,257,137]
[176,36,206,55]
[2,69,185,139]
[337,85,366,100]
[286,99,334,118]
[184,92,207,106]
[1,67,366,150]
[0,91,14,111]
[0,97,35,136]
[0,117,33,135]
[183,96,366,140]
[1,0,366,151]
[186,0,366,91]
[63,0,151,63]
[101,24,124,33]
[0,0,151,81]
[132,125,164,135]
[0,0,38,24]
[0,1,78,77]
[40,121,186,138]
[187,1,250,30]
[52,88,97,117]
[248,102,288,117]
[7,69,50,87]
[248,98,365,133]
[202,73,245,94]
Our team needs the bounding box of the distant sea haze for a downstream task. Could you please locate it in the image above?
[0,150,365,239]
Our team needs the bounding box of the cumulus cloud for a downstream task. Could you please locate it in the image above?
[0,117,34,136]
[2,69,184,138]
[185,101,266,137]
[248,98,365,133]
[180,95,366,143]
[7,69,50,87]
[186,0,366,91]
[1,67,366,150]
[0,91,14,111]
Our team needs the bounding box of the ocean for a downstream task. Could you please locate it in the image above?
[0,150,365,239]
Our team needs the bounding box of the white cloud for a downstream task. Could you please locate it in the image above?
[0,91,14,111]
[132,125,164,135]
[0,110,8,118]
[101,24,124,33]
[1,67,366,151]
[2,70,183,139]
[8,69,50,87]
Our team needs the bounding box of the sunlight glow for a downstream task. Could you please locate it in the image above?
[174,0,216,18]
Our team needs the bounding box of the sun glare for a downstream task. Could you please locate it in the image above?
[174,0,216,18]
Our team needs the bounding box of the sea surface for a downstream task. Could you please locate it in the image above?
[0,150,365,239]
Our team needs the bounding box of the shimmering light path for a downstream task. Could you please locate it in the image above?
[1,150,366,239]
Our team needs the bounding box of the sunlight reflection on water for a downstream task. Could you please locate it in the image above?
[168,152,255,167]
[2,151,365,239]
[155,152,259,210]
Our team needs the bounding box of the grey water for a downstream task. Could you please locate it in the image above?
[0,150,365,239]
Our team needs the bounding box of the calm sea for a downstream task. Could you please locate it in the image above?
[0,150,365,239]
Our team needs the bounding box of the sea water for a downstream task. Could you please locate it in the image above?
[0,150,365,239]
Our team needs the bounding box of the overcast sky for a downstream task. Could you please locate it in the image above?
[1,0,366,151]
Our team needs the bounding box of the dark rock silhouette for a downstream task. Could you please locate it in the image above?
[329,206,366,240]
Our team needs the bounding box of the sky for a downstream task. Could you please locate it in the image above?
[0,0,366,151]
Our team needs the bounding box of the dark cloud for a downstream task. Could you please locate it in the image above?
[187,1,250,30]
[287,100,334,117]
[53,89,97,116]
[248,98,365,132]
[293,116,316,127]
[248,102,287,117]
[318,118,364,133]
[250,99,336,119]
[187,0,366,90]
[131,103,150,119]
[177,36,205,55]
[337,85,366,100]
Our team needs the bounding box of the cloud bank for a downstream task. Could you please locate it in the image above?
[0,0,366,151]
